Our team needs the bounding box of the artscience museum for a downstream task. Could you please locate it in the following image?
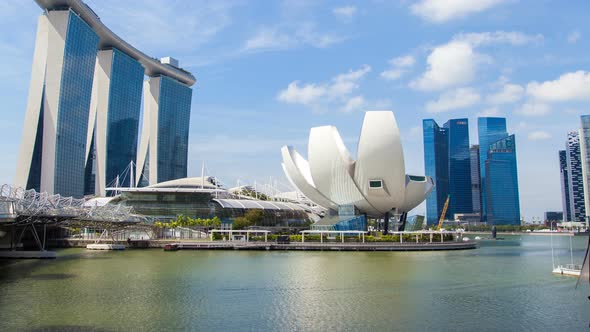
[281,111,434,232]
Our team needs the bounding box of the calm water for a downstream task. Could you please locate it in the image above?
[0,235,588,331]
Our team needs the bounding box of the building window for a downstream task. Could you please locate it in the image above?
[369,180,383,189]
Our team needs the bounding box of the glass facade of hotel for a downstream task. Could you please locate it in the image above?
[105,48,144,187]
[478,117,508,222]
[423,119,448,225]
[157,76,193,183]
[444,119,472,218]
[54,11,99,197]
[485,135,520,225]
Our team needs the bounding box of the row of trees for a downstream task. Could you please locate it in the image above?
[153,215,222,229]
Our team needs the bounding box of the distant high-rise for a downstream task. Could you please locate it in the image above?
[423,119,448,225]
[15,1,196,197]
[485,135,521,225]
[470,145,481,215]
[559,150,572,221]
[423,118,471,225]
[565,131,586,222]
[579,115,590,226]
[478,117,508,222]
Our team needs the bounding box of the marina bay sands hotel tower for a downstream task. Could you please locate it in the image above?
[14,0,196,198]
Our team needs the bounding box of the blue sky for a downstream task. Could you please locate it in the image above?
[1,0,589,220]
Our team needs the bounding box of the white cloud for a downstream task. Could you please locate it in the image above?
[93,1,236,53]
[516,102,551,116]
[486,83,524,104]
[277,65,371,111]
[411,31,542,91]
[277,82,327,105]
[528,131,552,141]
[410,0,508,23]
[425,88,481,113]
[478,107,502,117]
[243,23,345,52]
[527,71,590,102]
[568,30,581,44]
[389,55,416,67]
[411,42,477,90]
[333,6,358,20]
[381,55,415,81]
[454,31,543,47]
[342,96,366,112]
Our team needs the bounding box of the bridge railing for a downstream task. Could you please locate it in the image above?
[0,184,135,223]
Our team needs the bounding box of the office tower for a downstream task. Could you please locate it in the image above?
[477,117,508,222]
[470,145,481,215]
[444,119,472,218]
[559,150,572,221]
[15,10,99,197]
[565,132,586,222]
[137,75,193,186]
[485,135,521,225]
[423,119,448,225]
[579,115,590,226]
[85,48,144,196]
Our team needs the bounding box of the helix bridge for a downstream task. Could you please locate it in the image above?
[0,184,146,251]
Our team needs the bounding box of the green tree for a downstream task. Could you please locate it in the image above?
[244,209,264,226]
[233,217,253,230]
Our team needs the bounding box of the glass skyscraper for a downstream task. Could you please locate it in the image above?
[477,117,508,222]
[485,135,521,225]
[579,115,590,226]
[17,2,196,198]
[157,76,193,182]
[444,119,472,218]
[85,48,144,195]
[16,10,99,198]
[423,119,448,225]
[470,145,481,214]
[137,75,193,186]
[565,132,586,222]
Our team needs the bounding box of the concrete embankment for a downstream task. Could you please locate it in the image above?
[39,239,478,252]
[164,241,478,251]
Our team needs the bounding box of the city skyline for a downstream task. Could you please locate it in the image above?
[1,1,590,218]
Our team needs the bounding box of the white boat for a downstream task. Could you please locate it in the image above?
[551,226,582,277]
[552,263,582,276]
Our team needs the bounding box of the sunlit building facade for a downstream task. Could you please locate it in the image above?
[422,118,471,225]
[485,135,521,225]
[478,117,509,222]
[15,10,99,197]
[15,0,196,198]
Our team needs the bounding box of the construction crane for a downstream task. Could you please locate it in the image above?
[437,195,450,230]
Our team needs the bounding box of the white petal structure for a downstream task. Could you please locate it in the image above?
[281,146,339,211]
[281,111,433,217]
[355,111,406,213]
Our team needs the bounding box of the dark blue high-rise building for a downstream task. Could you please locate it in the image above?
[478,117,508,222]
[423,119,448,225]
[485,135,521,225]
[444,119,472,218]
[423,118,471,225]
